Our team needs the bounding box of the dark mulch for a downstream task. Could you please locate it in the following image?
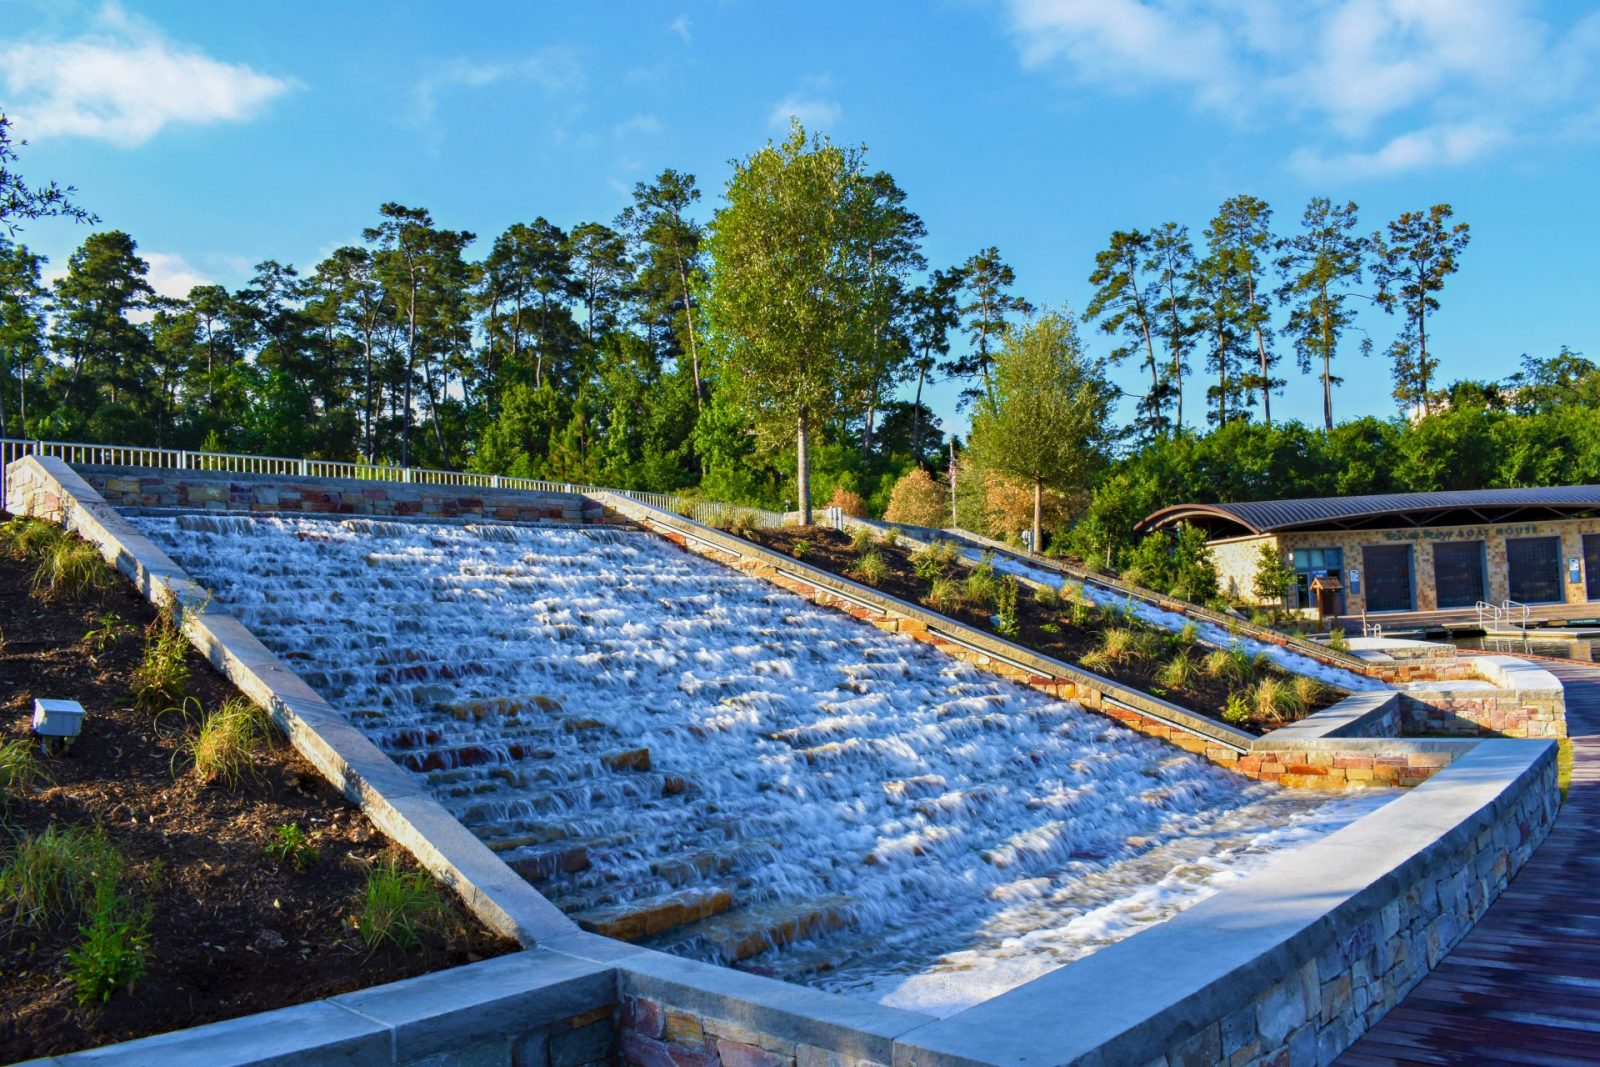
[0,520,516,1062]
[742,527,1337,732]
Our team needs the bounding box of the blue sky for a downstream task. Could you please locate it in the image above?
[3,0,1598,441]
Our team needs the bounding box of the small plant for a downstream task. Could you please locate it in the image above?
[133,604,190,710]
[1328,627,1349,653]
[183,698,273,787]
[852,550,890,587]
[1203,646,1255,687]
[849,524,875,555]
[67,868,150,1005]
[1222,692,1252,725]
[1039,622,1061,634]
[1082,627,1149,672]
[726,511,756,538]
[880,527,901,548]
[924,577,964,613]
[1033,582,1059,609]
[1290,675,1328,709]
[790,538,812,560]
[964,562,1000,609]
[357,858,449,950]
[1251,677,1307,723]
[995,577,1020,638]
[0,516,65,560]
[32,538,112,600]
[1176,621,1200,647]
[84,610,134,654]
[1156,649,1199,690]
[0,738,49,805]
[910,540,958,582]
[266,822,321,871]
[0,824,119,929]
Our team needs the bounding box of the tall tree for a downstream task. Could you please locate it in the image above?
[969,309,1117,551]
[699,123,886,523]
[1204,195,1280,424]
[0,239,48,436]
[568,222,632,349]
[1371,204,1470,414]
[0,113,96,235]
[50,231,155,418]
[1189,246,1248,427]
[364,203,475,467]
[1085,228,1171,437]
[948,246,1032,406]
[905,267,963,465]
[619,170,706,408]
[852,170,925,459]
[1148,222,1196,431]
[1275,198,1366,431]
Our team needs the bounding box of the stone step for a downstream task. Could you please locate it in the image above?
[574,887,736,942]
[506,843,593,882]
[652,898,856,963]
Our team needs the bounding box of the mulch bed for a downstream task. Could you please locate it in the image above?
[0,521,516,1062]
[741,527,1337,732]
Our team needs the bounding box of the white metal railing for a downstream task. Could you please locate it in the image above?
[0,436,791,530]
[1500,598,1531,632]
[1475,600,1502,630]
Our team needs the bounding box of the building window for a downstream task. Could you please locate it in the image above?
[1586,534,1600,602]
[1433,541,1487,609]
[1362,544,1414,613]
[1506,536,1563,604]
[1290,546,1343,610]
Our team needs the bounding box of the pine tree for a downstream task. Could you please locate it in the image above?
[1372,204,1470,414]
[1275,198,1366,431]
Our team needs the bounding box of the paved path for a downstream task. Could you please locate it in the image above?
[1338,660,1600,1066]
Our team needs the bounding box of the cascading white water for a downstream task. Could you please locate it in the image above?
[133,512,1390,1016]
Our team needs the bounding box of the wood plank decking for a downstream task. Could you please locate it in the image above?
[1338,659,1600,1065]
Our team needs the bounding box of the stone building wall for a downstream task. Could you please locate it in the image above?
[1209,516,1600,613]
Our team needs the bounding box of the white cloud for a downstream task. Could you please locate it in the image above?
[1001,0,1600,175]
[669,15,693,44]
[767,95,841,131]
[0,2,295,147]
[143,251,214,300]
[412,48,584,128]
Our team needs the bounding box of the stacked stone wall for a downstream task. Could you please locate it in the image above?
[70,465,606,523]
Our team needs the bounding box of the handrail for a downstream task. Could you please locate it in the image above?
[0,436,794,530]
[1501,599,1532,632]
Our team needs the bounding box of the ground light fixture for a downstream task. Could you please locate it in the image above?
[32,697,86,754]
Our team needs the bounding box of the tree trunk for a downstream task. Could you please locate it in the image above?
[1323,351,1333,432]
[948,440,958,528]
[401,282,418,468]
[796,409,812,526]
[1254,324,1272,427]
[910,362,927,464]
[1031,478,1042,557]
[676,257,703,411]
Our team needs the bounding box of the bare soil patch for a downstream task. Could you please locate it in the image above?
[0,516,516,1062]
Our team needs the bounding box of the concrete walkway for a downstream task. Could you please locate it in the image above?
[1338,659,1600,1065]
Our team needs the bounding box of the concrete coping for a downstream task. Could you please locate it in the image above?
[588,491,1259,753]
[5,455,576,946]
[74,463,592,500]
[892,736,1557,1067]
[1255,691,1399,743]
[28,949,615,1067]
[1467,654,1564,698]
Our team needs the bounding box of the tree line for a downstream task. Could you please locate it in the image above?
[3,111,1588,562]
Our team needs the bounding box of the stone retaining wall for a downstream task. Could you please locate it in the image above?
[71,464,607,523]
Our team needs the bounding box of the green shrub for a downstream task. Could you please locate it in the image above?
[725,511,757,538]
[1156,650,1199,690]
[67,869,150,1004]
[852,550,889,587]
[133,604,190,710]
[995,577,1020,638]
[1222,692,1251,725]
[0,824,119,929]
[183,699,273,788]
[266,823,321,871]
[0,738,48,806]
[910,540,958,582]
[1082,627,1150,672]
[1290,675,1328,709]
[790,538,812,560]
[849,524,875,555]
[1203,646,1255,687]
[880,527,900,549]
[357,859,448,950]
[1033,582,1059,609]
[0,516,65,560]
[1039,622,1061,634]
[32,539,112,600]
[1251,677,1307,723]
[1328,627,1349,653]
[924,577,964,614]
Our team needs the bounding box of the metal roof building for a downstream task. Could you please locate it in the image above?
[1139,486,1600,619]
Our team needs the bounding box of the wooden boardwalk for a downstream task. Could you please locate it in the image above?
[1338,659,1600,1066]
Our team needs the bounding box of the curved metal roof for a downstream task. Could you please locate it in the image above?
[1137,485,1600,538]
